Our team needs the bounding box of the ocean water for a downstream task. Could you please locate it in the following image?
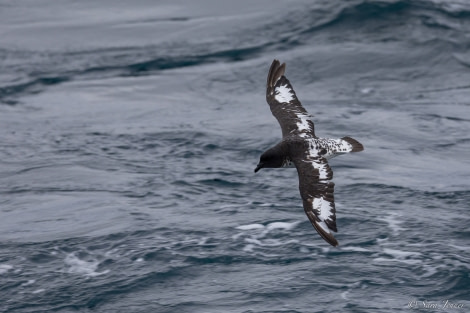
[1,0,469,312]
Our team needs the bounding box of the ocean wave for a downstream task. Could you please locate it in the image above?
[0,43,268,103]
[305,0,470,31]
[2,0,470,105]
[64,252,109,277]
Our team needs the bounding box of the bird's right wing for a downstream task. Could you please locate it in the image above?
[266,60,316,138]
[293,156,338,247]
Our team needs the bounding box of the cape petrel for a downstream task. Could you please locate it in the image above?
[255,59,364,247]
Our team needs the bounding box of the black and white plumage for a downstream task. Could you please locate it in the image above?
[255,60,364,247]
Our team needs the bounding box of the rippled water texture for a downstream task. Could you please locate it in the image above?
[1,0,469,312]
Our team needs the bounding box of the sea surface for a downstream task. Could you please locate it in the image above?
[1,0,469,312]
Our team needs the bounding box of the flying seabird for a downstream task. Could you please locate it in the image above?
[255,59,364,247]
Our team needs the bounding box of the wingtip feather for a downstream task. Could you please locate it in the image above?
[267,59,286,89]
[312,220,339,247]
[305,208,339,247]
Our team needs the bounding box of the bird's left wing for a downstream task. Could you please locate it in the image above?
[266,60,316,138]
[293,156,338,246]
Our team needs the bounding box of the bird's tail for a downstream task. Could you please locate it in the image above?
[323,136,364,159]
[341,136,364,153]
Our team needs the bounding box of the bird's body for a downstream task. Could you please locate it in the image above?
[255,60,364,247]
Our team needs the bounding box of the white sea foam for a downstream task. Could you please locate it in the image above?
[373,247,422,265]
[237,221,299,232]
[342,246,371,252]
[236,223,264,230]
[378,213,404,236]
[421,263,438,278]
[219,201,251,209]
[448,244,470,252]
[242,244,255,252]
[236,221,300,252]
[244,238,264,246]
[373,257,422,265]
[266,221,299,231]
[21,279,36,287]
[299,246,309,253]
[231,232,244,240]
[360,87,373,94]
[64,253,109,277]
[0,264,13,274]
[245,237,299,248]
[383,248,421,259]
[259,202,277,207]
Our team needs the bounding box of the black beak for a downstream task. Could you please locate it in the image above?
[254,163,263,173]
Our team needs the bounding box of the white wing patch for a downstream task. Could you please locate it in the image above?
[313,197,335,233]
[296,114,311,134]
[304,144,333,180]
[274,84,294,103]
[317,162,331,180]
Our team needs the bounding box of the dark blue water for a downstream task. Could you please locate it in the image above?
[1,0,469,312]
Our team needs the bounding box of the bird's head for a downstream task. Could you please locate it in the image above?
[254,148,283,173]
